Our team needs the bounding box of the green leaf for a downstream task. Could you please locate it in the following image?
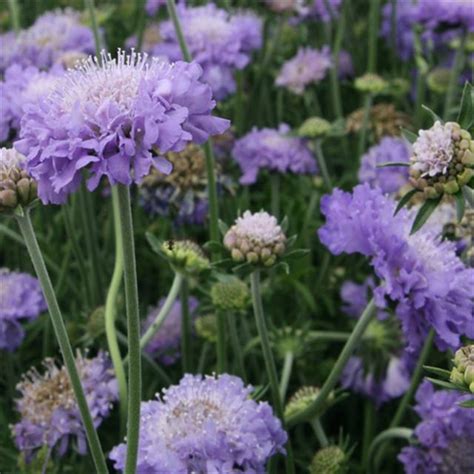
[462,185,474,207]
[457,82,473,129]
[376,162,410,168]
[425,377,463,391]
[202,240,223,252]
[422,104,443,123]
[459,398,474,408]
[395,189,419,215]
[454,190,465,223]
[401,128,418,144]
[284,249,310,260]
[218,219,229,236]
[145,232,163,256]
[251,384,269,401]
[423,365,452,378]
[280,215,289,232]
[410,196,442,234]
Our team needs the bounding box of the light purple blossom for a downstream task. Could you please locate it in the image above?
[318,184,474,353]
[358,137,410,194]
[15,50,230,204]
[276,47,332,94]
[13,352,117,460]
[143,297,198,365]
[416,0,474,33]
[145,0,167,16]
[0,269,46,352]
[0,8,94,73]
[232,124,317,184]
[110,374,287,473]
[399,381,474,474]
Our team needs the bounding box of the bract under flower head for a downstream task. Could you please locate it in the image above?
[0,268,45,351]
[109,374,287,472]
[15,49,230,204]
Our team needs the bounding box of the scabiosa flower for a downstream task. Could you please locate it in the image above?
[0,8,94,73]
[398,381,474,474]
[224,211,287,266]
[1,64,64,143]
[232,124,317,185]
[12,352,117,460]
[275,46,332,95]
[416,0,474,34]
[318,184,474,353]
[340,278,414,404]
[15,50,230,204]
[109,374,287,472]
[142,297,198,365]
[0,269,45,351]
[358,137,410,194]
[153,4,262,100]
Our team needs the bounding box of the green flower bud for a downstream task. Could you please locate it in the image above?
[161,240,210,275]
[427,68,451,94]
[298,117,332,139]
[270,326,308,359]
[354,73,387,94]
[310,446,348,474]
[451,345,474,393]
[194,314,218,343]
[210,277,250,312]
[284,386,321,420]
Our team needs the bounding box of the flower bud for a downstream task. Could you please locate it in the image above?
[0,148,37,213]
[298,117,332,139]
[194,314,218,343]
[284,386,334,420]
[270,326,308,359]
[161,240,210,275]
[310,445,348,474]
[451,345,474,393]
[354,73,387,94]
[224,211,287,268]
[427,68,451,94]
[211,277,250,312]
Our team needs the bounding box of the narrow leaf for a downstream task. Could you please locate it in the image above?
[218,219,229,236]
[457,82,473,129]
[459,398,474,408]
[284,249,310,259]
[455,190,465,223]
[425,377,463,391]
[423,365,452,378]
[462,185,474,207]
[421,104,443,123]
[377,162,410,168]
[401,128,418,144]
[395,189,419,215]
[410,196,442,234]
[145,232,163,255]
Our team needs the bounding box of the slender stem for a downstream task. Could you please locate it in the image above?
[135,0,147,51]
[228,312,247,380]
[286,299,376,426]
[271,174,280,218]
[197,342,210,374]
[84,0,102,58]
[116,185,142,474]
[7,0,20,33]
[311,419,329,448]
[140,273,183,350]
[16,211,108,474]
[368,428,413,474]
[279,352,294,402]
[358,94,373,158]
[413,28,427,128]
[314,140,332,190]
[250,271,295,474]
[166,0,191,61]
[362,399,375,469]
[180,278,192,373]
[307,331,351,342]
[443,34,466,120]
[216,310,227,374]
[367,0,381,72]
[329,0,346,121]
[105,186,128,435]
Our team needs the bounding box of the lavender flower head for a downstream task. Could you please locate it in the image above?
[319,184,474,353]
[232,124,316,184]
[146,0,167,16]
[276,47,332,94]
[399,381,474,473]
[0,269,46,352]
[143,296,198,365]
[303,0,342,22]
[0,8,94,73]
[416,0,474,33]
[110,374,287,473]
[153,4,262,99]
[1,64,64,143]
[358,137,410,194]
[339,278,414,405]
[12,352,117,460]
[15,49,230,204]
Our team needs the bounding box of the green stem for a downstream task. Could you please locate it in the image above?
[135,0,147,51]
[279,351,294,402]
[271,174,280,218]
[329,0,346,121]
[250,271,295,474]
[307,331,351,342]
[180,278,192,373]
[358,94,373,158]
[228,312,247,380]
[286,299,376,426]
[16,210,108,474]
[140,273,183,350]
[105,187,128,436]
[368,428,413,474]
[362,399,375,468]
[116,185,142,474]
[84,0,102,58]
[7,0,20,33]
[443,34,466,120]
[367,0,381,72]
[314,140,332,190]
[216,310,227,374]
[311,419,329,448]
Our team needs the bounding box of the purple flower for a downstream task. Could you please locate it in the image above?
[399,381,474,474]
[232,124,317,184]
[0,269,46,352]
[0,64,64,143]
[152,4,262,99]
[299,0,342,22]
[145,0,167,16]
[0,8,95,73]
[15,50,230,204]
[416,0,474,33]
[110,374,287,473]
[358,137,410,194]
[318,184,474,353]
[12,352,117,460]
[143,297,198,365]
[276,47,332,94]
[340,278,414,405]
